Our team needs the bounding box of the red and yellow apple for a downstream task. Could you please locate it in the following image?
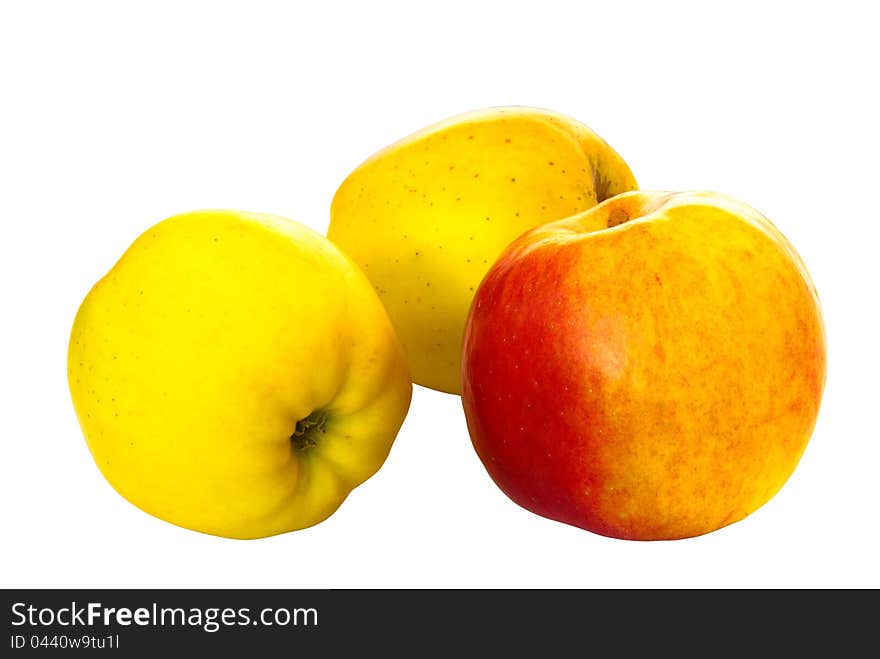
[461,191,826,540]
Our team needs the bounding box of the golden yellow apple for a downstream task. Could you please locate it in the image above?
[68,210,412,539]
[462,191,826,540]
[328,106,637,393]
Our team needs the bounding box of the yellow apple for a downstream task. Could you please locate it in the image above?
[462,191,826,540]
[68,210,412,539]
[328,106,637,393]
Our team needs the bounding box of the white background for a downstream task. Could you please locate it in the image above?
[2,1,878,589]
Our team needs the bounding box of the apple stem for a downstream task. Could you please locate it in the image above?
[291,410,328,451]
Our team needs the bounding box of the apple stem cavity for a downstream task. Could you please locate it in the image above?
[607,208,630,228]
[291,409,329,451]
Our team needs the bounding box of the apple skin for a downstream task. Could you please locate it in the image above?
[68,210,412,539]
[329,106,637,394]
[461,191,826,540]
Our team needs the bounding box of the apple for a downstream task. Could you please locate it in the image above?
[328,106,637,394]
[461,191,826,540]
[68,210,412,539]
